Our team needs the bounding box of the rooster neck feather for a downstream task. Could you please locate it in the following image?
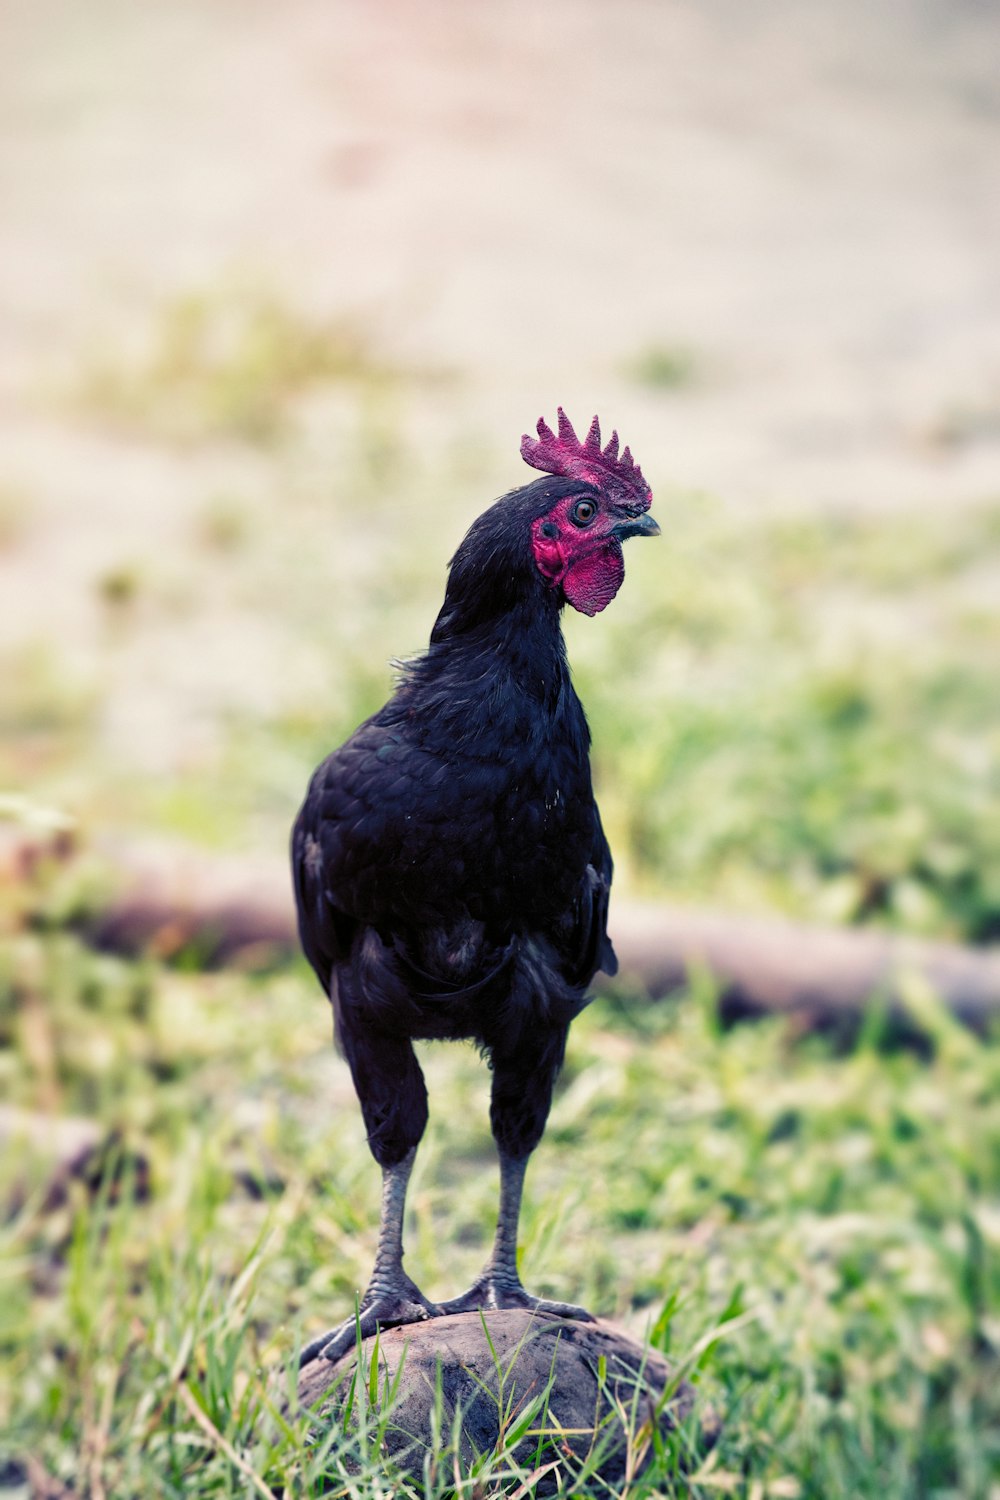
[396,477,586,744]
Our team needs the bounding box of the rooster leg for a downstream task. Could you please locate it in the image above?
[438,1151,593,1320]
[301,1019,438,1367]
[299,1146,438,1366]
[438,1027,594,1322]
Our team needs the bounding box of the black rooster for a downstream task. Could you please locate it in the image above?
[292,410,658,1364]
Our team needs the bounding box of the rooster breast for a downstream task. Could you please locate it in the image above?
[298,674,596,940]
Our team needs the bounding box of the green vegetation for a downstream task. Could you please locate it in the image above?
[68,284,407,445]
[1,929,998,1494]
[8,468,996,942]
[576,495,1000,941]
[626,344,699,391]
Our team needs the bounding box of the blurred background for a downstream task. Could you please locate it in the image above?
[2,0,998,933]
[2,2,1000,1494]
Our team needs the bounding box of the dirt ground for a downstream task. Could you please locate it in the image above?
[1,0,999,784]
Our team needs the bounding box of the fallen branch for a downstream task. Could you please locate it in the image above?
[610,902,1000,1041]
[4,825,999,1038]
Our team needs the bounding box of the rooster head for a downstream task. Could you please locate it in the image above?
[522,409,659,616]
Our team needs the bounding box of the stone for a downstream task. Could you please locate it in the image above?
[295,1309,715,1493]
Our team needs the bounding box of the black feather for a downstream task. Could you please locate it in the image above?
[291,475,617,1165]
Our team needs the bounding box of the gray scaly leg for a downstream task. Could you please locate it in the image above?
[437,1151,593,1321]
[299,1148,438,1367]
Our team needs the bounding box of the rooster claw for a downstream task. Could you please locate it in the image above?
[299,1291,438,1368]
[437,1278,594,1323]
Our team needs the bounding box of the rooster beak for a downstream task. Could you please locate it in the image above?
[613,513,661,541]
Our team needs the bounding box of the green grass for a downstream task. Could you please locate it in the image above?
[1,927,999,1495]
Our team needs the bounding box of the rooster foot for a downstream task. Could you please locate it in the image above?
[437,1276,594,1323]
[300,1283,439,1368]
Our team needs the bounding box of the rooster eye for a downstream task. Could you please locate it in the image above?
[571,499,598,527]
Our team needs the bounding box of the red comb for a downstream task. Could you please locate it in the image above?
[520,408,652,511]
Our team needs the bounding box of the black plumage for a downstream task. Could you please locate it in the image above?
[292,414,656,1364]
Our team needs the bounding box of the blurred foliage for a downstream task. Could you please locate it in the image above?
[0,483,33,551]
[68,284,406,444]
[573,495,1000,941]
[0,644,97,743]
[4,426,998,939]
[626,343,699,391]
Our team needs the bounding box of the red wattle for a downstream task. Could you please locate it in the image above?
[561,540,625,616]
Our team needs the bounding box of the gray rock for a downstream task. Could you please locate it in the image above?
[296,1309,716,1493]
